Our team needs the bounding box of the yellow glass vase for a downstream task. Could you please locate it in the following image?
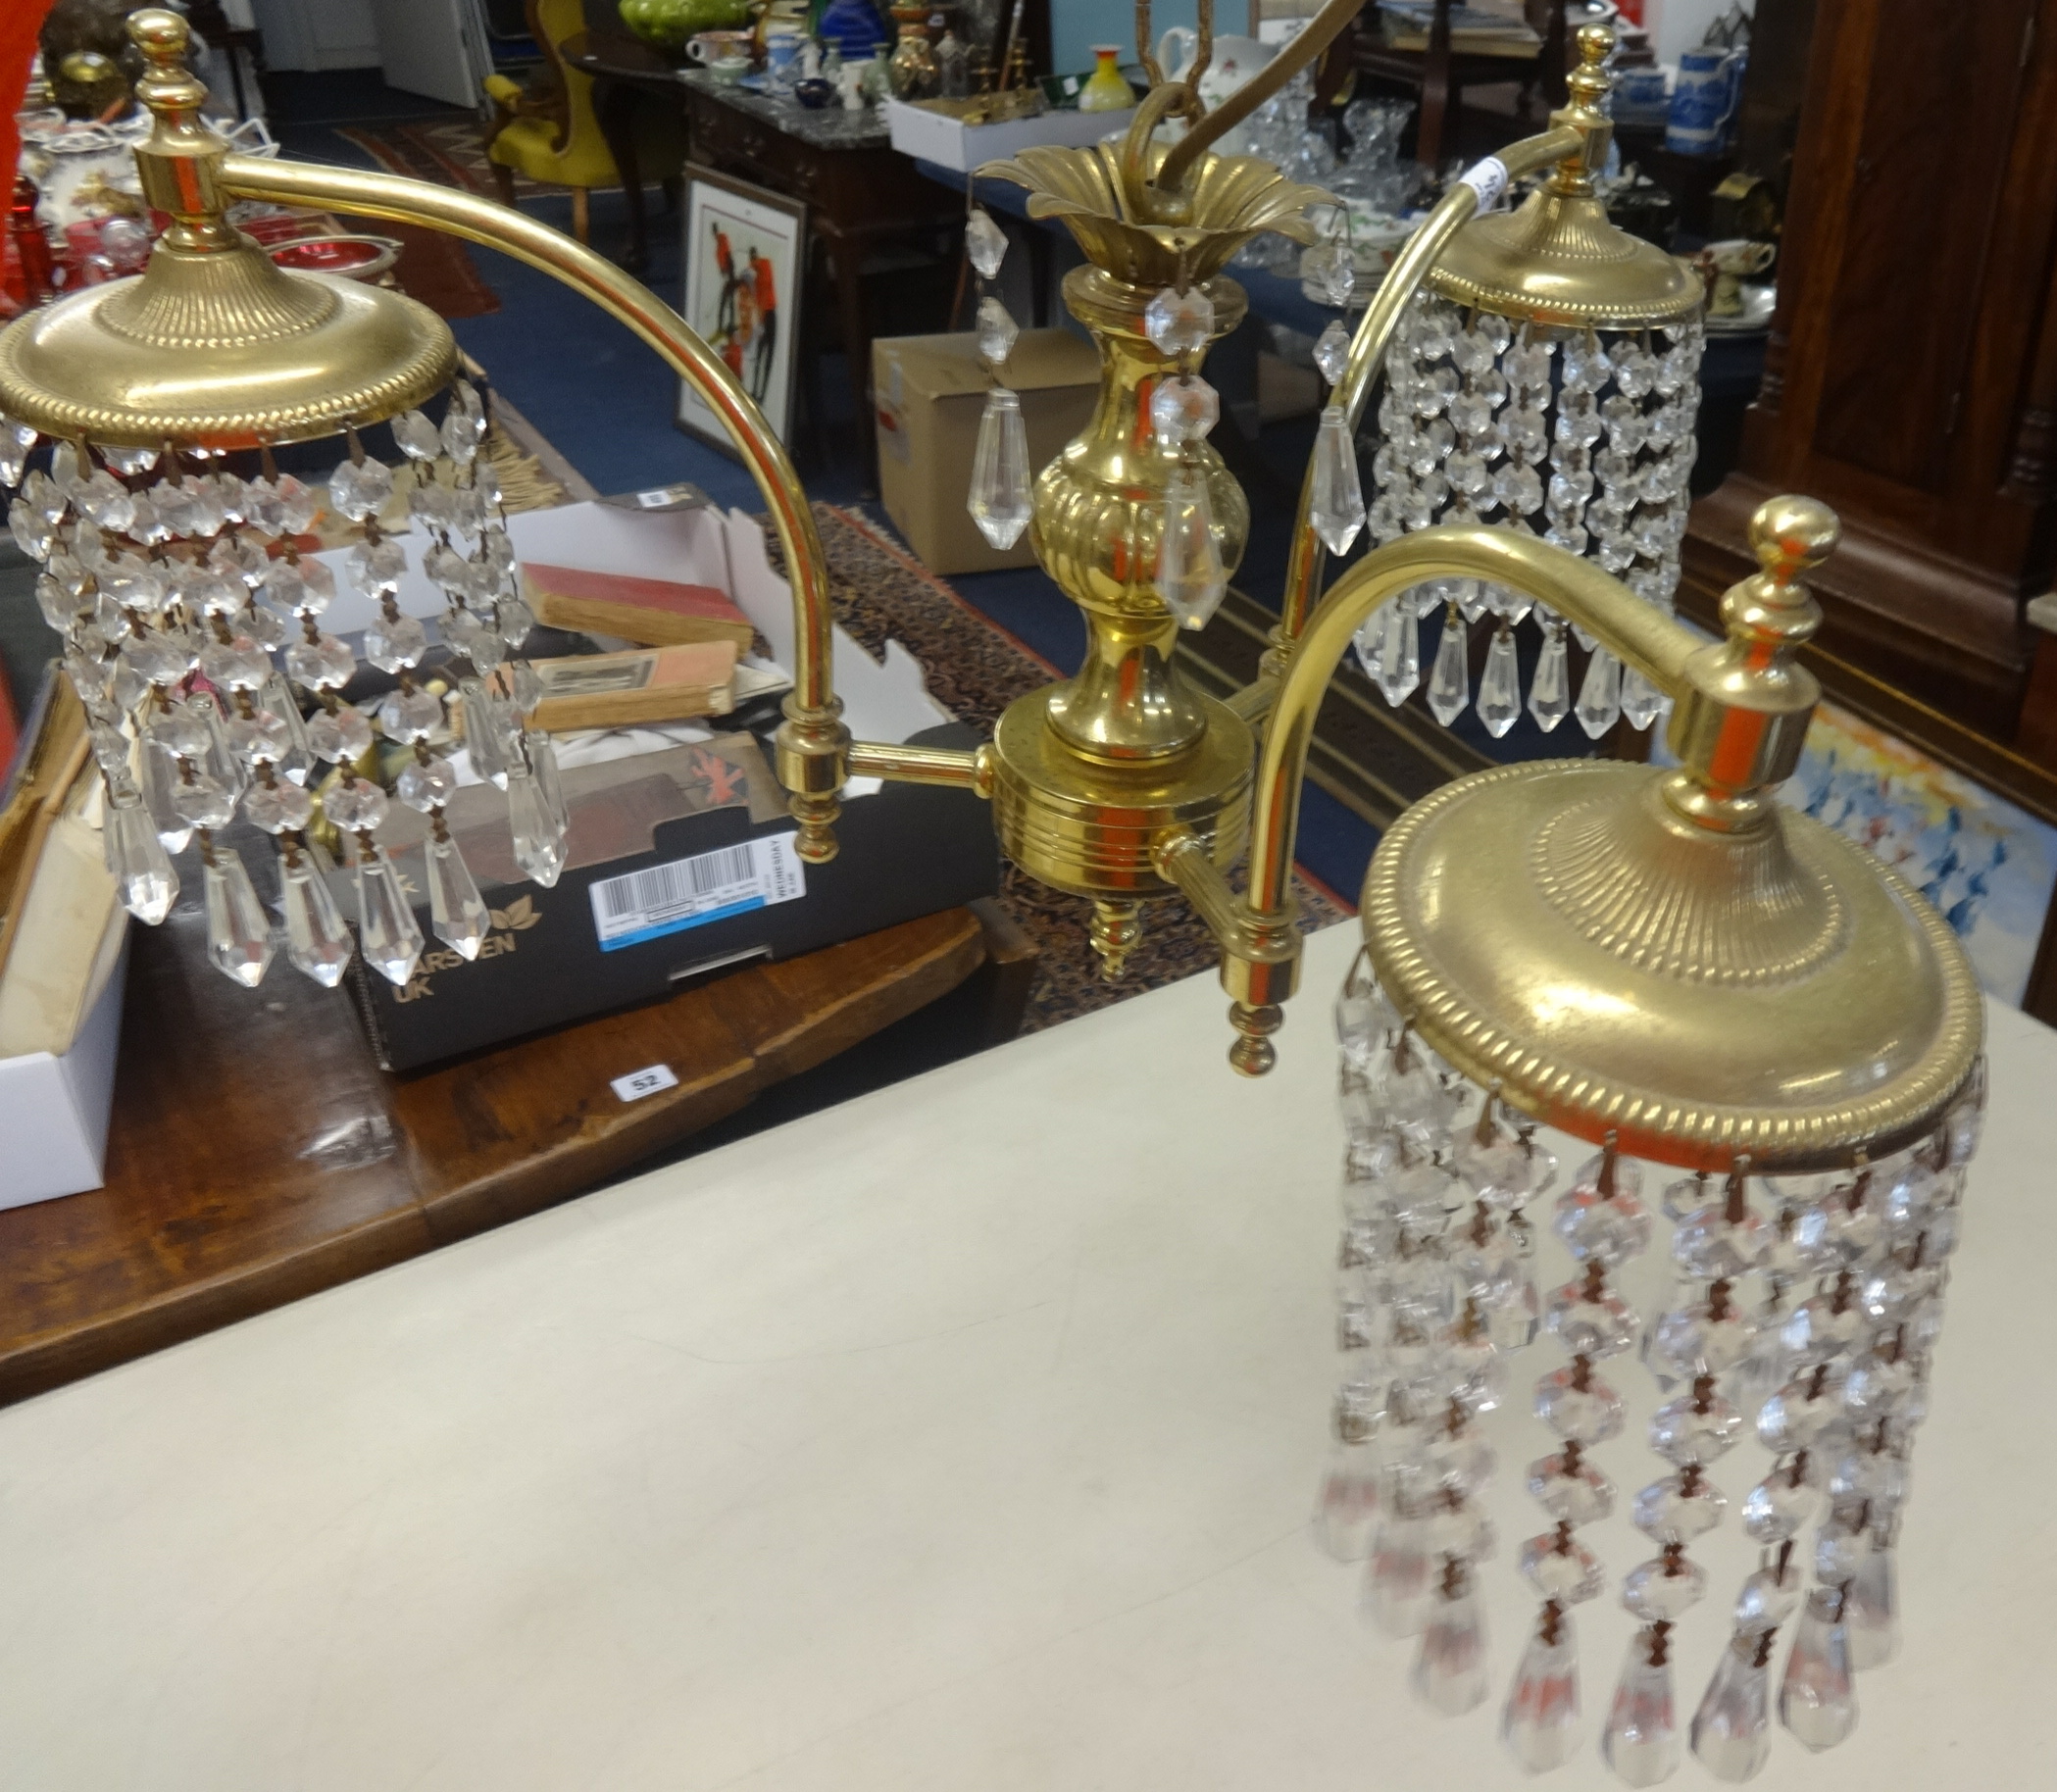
[1078,45,1134,113]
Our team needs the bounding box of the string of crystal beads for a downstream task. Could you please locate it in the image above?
[1319,956,1982,1781]
[1,377,567,992]
[1356,292,1703,738]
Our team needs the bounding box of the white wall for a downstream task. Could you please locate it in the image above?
[1644,0,1743,67]
[249,0,379,72]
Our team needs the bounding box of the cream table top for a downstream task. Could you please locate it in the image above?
[0,922,2045,1790]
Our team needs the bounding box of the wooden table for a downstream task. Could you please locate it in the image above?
[559,26,691,276]
[0,898,1032,1407]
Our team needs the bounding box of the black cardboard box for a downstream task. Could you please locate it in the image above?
[346,723,997,1071]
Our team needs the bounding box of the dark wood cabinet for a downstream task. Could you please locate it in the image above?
[1682,0,2057,750]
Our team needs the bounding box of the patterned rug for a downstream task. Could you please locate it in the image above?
[782,503,1351,1032]
[335,119,556,202]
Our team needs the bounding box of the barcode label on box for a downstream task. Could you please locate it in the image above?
[589,832,806,951]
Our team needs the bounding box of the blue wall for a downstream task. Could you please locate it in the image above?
[1050,0,1202,78]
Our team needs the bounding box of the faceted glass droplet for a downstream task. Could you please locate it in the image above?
[376,686,445,743]
[1313,1444,1381,1562]
[964,207,1007,279]
[356,848,425,986]
[426,836,491,960]
[1649,1388,1743,1465]
[1310,405,1367,555]
[397,755,460,813]
[280,853,354,987]
[307,705,374,765]
[329,456,395,522]
[202,847,275,988]
[1843,1543,1898,1669]
[1546,1282,1638,1358]
[1623,1554,1709,1621]
[326,773,391,835]
[1370,600,1420,706]
[1577,648,1625,738]
[1733,1562,1803,1636]
[1621,665,1664,730]
[1632,1472,1728,1545]
[105,797,179,924]
[1413,1580,1489,1716]
[1478,627,1522,737]
[1603,1632,1680,1788]
[1690,1637,1771,1782]
[967,387,1032,550]
[1365,1512,1431,1637]
[1156,470,1228,629]
[1780,1588,1857,1752]
[1741,1471,1817,1544]
[975,295,1019,367]
[1503,1615,1581,1771]
[1553,1186,1654,1267]
[1315,318,1353,387]
[1528,625,1571,731]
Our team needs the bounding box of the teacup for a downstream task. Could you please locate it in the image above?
[687,31,754,67]
[708,54,752,84]
[1696,237,1776,317]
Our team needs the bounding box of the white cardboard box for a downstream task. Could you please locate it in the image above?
[0,935,127,1210]
[885,97,1135,172]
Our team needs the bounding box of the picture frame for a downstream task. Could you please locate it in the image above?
[676,164,807,456]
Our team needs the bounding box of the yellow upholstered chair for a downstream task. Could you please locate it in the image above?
[482,0,618,244]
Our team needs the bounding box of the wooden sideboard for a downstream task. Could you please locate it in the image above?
[1682,0,2057,758]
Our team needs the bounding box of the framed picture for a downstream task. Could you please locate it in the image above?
[677,165,806,455]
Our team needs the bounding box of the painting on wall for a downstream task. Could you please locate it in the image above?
[1778,701,2057,1007]
[677,166,805,454]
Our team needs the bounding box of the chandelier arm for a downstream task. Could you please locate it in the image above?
[1179,523,1703,1073]
[212,151,852,862]
[1256,125,1586,699]
[1147,0,1366,200]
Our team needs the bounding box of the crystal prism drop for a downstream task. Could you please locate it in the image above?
[508,772,568,888]
[1780,1588,1857,1751]
[1690,1638,1772,1782]
[426,836,491,961]
[202,848,275,988]
[1156,470,1228,629]
[1621,664,1664,730]
[356,848,425,986]
[1313,1444,1380,1562]
[105,795,178,924]
[1413,1578,1489,1715]
[1502,1613,1580,1772]
[1315,318,1353,387]
[280,853,354,986]
[1372,600,1420,705]
[1844,1543,1898,1668]
[1603,1632,1680,1787]
[967,387,1032,549]
[526,729,568,831]
[1427,609,1469,724]
[140,737,194,853]
[1529,626,1571,731]
[1310,405,1367,554]
[1577,647,1625,738]
[1478,626,1522,737]
[461,677,511,788]
[1365,1512,1431,1637]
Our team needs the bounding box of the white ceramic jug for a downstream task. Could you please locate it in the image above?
[1155,28,1275,112]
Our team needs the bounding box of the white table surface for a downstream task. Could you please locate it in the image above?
[0,922,2044,1791]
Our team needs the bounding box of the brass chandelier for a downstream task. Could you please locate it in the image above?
[0,6,1982,1782]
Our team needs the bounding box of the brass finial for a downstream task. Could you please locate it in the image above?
[1748,495,1841,588]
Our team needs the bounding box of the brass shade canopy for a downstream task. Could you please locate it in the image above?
[0,8,456,448]
[1427,184,1704,330]
[1362,761,1982,1171]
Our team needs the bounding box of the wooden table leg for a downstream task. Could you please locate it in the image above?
[595,77,649,274]
[825,226,878,493]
